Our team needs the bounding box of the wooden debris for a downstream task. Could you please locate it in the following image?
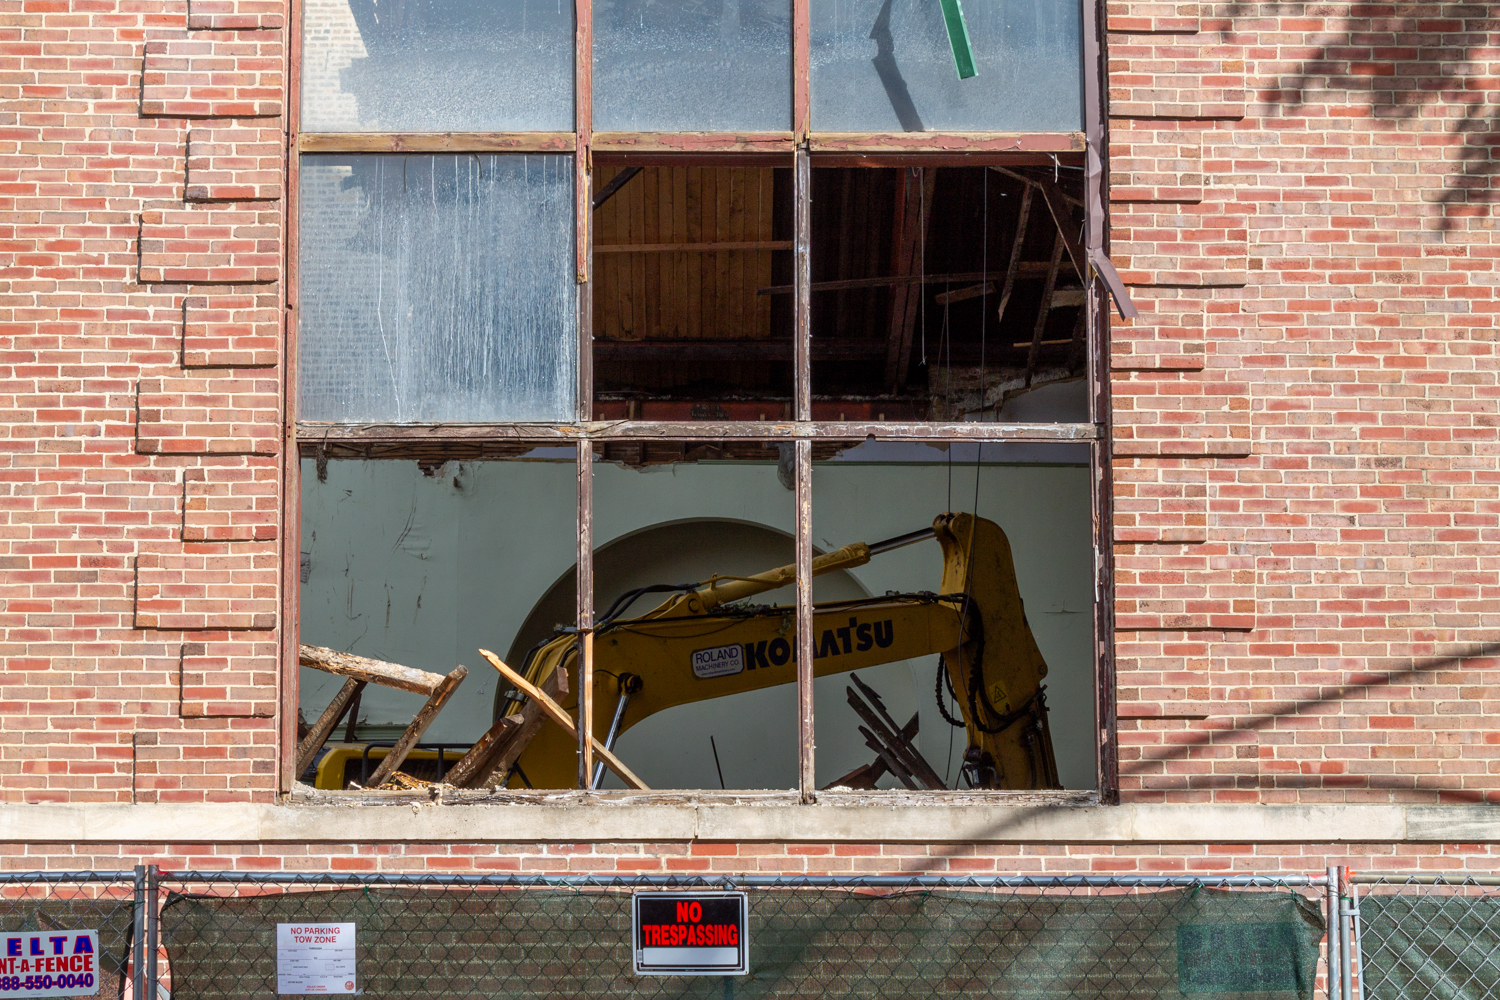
[478,649,650,791]
[299,644,445,695]
[295,677,366,778]
[846,673,945,790]
[364,665,468,788]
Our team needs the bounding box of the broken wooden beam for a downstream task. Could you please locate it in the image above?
[478,649,650,791]
[294,677,366,779]
[363,665,468,788]
[299,644,445,696]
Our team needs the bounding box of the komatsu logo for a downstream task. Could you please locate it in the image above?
[731,618,898,674]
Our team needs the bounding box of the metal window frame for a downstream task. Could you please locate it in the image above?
[281,0,1117,802]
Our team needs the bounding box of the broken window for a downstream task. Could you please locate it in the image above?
[291,0,1113,799]
[298,153,577,423]
[300,0,575,132]
[297,450,578,790]
[811,441,1094,793]
[809,165,1090,422]
[583,442,797,789]
[591,163,795,419]
[593,0,792,132]
[810,0,1083,132]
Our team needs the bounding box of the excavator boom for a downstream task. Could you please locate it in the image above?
[496,513,1059,791]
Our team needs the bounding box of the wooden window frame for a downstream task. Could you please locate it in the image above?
[282,0,1117,803]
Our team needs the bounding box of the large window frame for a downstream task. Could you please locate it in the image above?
[283,0,1118,802]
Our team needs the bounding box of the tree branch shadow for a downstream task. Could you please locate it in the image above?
[1123,641,1500,798]
[1226,2,1498,230]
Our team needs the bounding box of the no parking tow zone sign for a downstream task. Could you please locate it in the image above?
[632,892,748,976]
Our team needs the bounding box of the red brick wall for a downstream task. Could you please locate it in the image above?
[0,0,283,803]
[2,841,1497,876]
[1107,1,1500,803]
[1,0,1497,806]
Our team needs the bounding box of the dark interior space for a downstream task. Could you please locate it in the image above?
[591,162,1088,423]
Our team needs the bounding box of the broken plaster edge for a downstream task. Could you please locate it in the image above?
[1,802,1495,845]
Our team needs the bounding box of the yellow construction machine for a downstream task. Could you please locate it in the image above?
[466,511,1059,792]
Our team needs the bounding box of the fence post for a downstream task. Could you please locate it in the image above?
[146,865,160,1000]
[132,865,146,1000]
[1339,867,1354,1000]
[1326,865,1340,1000]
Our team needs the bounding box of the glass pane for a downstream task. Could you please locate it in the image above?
[298,450,577,790]
[301,0,574,132]
[810,165,1089,421]
[587,442,798,789]
[811,0,1083,132]
[298,153,577,423]
[594,0,792,132]
[812,441,1095,792]
[591,164,795,419]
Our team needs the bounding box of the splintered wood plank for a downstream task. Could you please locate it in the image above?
[714,168,731,334]
[295,677,365,779]
[730,168,747,338]
[597,168,617,339]
[687,166,703,337]
[835,170,855,341]
[756,167,774,336]
[657,167,675,335]
[645,167,661,336]
[299,644,444,695]
[364,665,468,788]
[674,165,689,338]
[629,168,645,337]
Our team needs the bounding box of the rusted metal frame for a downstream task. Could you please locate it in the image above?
[793,140,814,800]
[576,439,594,788]
[793,0,809,140]
[294,421,1099,442]
[296,133,577,153]
[592,133,795,154]
[575,0,592,293]
[1080,0,1118,802]
[575,0,595,789]
[794,148,811,423]
[795,436,814,802]
[1025,231,1067,386]
[814,152,1080,169]
[811,132,1086,153]
[279,0,305,795]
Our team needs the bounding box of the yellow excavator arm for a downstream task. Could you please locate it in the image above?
[501,512,1060,791]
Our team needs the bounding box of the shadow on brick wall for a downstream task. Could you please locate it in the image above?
[1226,2,1498,229]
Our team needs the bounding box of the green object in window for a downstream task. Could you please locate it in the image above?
[938,0,977,79]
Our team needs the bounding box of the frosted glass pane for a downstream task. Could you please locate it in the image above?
[594,0,791,132]
[302,0,574,132]
[812,0,1082,132]
[298,154,577,423]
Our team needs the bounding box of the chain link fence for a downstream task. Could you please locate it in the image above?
[7,869,1421,1000]
[143,872,1332,1000]
[0,871,141,1000]
[1349,873,1500,1000]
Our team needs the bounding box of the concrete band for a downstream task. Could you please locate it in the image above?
[4,802,1497,844]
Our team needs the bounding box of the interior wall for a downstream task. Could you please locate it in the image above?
[299,449,1093,789]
